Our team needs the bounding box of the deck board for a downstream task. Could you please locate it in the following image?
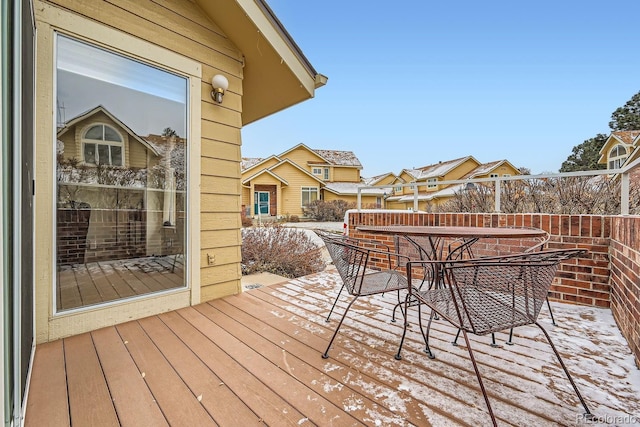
[91,327,168,427]
[115,321,217,426]
[194,302,374,425]
[26,270,640,427]
[137,315,265,426]
[170,308,314,426]
[205,296,432,425]
[23,341,70,427]
[64,334,120,426]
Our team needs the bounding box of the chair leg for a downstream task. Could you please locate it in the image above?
[391,290,404,323]
[534,322,592,417]
[322,296,358,359]
[546,295,557,326]
[325,284,345,322]
[506,328,515,346]
[490,333,500,348]
[461,330,498,427]
[392,292,416,323]
[419,307,436,359]
[505,295,556,346]
[452,329,461,346]
[395,293,412,360]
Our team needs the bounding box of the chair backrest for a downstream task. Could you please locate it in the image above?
[443,248,585,335]
[316,231,370,295]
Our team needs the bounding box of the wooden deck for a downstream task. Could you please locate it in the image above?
[56,255,184,311]
[26,268,639,426]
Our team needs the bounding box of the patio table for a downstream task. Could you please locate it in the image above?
[356,225,551,343]
[355,225,549,264]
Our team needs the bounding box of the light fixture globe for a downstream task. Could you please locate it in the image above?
[211,74,229,104]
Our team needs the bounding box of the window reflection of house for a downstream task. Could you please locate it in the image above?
[56,105,187,311]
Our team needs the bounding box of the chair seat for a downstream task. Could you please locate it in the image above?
[417,287,535,336]
[358,270,407,296]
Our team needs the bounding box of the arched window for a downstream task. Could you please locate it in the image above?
[82,124,123,166]
[608,144,627,169]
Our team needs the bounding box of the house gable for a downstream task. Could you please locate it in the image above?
[57,106,161,169]
[598,131,640,167]
[278,144,327,169]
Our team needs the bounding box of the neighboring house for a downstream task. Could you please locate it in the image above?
[386,156,481,210]
[424,160,521,206]
[384,157,520,210]
[598,130,640,171]
[2,0,325,421]
[241,143,383,217]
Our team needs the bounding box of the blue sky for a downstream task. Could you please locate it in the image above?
[241,1,640,178]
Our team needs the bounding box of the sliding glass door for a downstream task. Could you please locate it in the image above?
[55,34,188,312]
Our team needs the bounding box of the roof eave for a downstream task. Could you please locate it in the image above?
[195,0,327,125]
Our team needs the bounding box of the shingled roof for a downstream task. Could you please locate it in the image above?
[312,149,362,168]
[241,157,265,170]
[610,130,640,144]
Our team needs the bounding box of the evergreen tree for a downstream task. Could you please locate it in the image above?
[560,134,608,172]
[609,91,640,131]
[560,90,640,171]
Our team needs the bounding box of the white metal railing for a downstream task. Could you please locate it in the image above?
[356,158,640,215]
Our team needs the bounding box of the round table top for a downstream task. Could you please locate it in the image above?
[355,225,548,239]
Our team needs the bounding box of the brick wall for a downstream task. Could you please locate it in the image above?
[609,216,640,369]
[57,208,147,265]
[346,211,640,367]
[56,207,92,265]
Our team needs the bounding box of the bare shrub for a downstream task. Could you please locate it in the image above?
[303,199,356,221]
[241,224,326,278]
[439,175,635,214]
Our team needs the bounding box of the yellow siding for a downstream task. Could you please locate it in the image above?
[283,146,325,173]
[488,163,520,177]
[128,136,148,168]
[35,0,243,341]
[374,174,397,186]
[442,158,478,183]
[241,186,251,211]
[398,171,416,195]
[58,132,76,162]
[332,167,360,182]
[274,163,320,216]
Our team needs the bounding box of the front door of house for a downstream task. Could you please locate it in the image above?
[254,191,270,215]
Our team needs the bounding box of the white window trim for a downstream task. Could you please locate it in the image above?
[608,144,628,169]
[81,123,125,166]
[301,186,319,207]
[427,178,437,188]
[35,4,202,340]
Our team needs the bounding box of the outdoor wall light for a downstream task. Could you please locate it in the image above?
[211,74,229,104]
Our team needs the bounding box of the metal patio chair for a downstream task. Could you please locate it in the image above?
[316,231,409,359]
[395,248,592,426]
[315,229,397,321]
